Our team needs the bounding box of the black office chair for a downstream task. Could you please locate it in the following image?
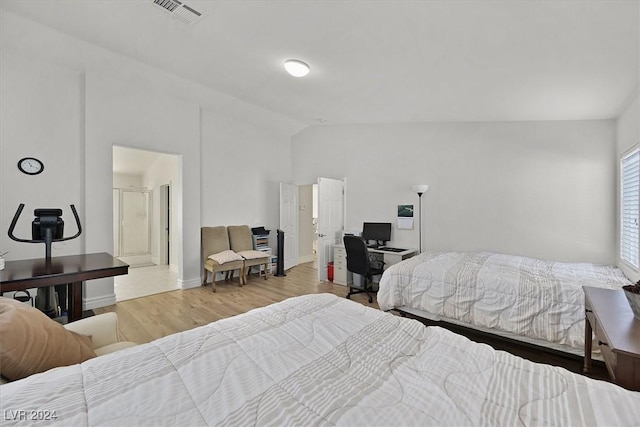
[343,235,384,303]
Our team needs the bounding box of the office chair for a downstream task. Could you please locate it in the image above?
[343,235,384,304]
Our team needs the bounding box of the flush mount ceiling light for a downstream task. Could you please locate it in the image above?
[284,59,310,77]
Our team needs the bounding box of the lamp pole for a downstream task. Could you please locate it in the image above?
[417,191,423,253]
[412,185,429,253]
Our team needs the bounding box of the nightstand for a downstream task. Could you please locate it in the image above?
[583,286,640,391]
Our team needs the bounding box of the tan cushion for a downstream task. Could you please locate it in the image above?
[238,250,269,260]
[0,297,96,381]
[208,249,243,264]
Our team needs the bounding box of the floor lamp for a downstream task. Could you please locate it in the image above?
[412,185,429,253]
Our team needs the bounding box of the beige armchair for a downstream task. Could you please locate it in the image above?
[202,226,245,292]
[228,225,269,285]
[0,312,136,384]
[63,312,138,356]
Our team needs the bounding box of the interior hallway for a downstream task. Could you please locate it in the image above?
[114,264,178,302]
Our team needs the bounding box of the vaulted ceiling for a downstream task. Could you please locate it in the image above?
[1,0,638,125]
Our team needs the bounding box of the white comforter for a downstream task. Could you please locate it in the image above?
[1,293,638,426]
[377,251,632,350]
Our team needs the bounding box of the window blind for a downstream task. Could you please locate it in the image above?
[621,147,639,269]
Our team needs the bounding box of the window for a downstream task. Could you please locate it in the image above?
[621,146,639,269]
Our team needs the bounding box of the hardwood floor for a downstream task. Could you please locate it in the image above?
[94,262,377,344]
[95,261,609,382]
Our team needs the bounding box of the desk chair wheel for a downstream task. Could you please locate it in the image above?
[346,294,351,300]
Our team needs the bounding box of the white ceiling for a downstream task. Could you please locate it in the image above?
[112,146,166,176]
[1,0,638,125]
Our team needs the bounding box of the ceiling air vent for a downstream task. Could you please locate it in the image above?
[152,0,205,26]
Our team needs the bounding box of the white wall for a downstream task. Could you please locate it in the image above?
[200,110,293,250]
[0,48,84,261]
[1,11,302,309]
[616,95,640,282]
[292,121,617,264]
[84,72,200,306]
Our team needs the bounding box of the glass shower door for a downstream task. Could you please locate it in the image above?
[120,189,152,256]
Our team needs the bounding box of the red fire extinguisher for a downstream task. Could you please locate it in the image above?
[328,261,334,282]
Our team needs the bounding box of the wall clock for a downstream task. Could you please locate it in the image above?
[17,157,44,175]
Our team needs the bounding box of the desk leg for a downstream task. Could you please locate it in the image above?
[583,311,593,374]
[68,281,83,322]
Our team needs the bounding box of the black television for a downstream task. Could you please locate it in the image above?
[361,222,391,247]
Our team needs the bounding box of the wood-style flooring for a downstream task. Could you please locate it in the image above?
[95,261,609,382]
[94,262,377,344]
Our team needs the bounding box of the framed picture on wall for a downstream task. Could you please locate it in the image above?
[397,204,414,229]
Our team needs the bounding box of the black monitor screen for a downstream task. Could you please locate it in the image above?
[362,222,391,243]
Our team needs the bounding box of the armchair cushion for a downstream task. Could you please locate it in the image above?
[0,297,96,382]
[64,312,137,356]
[208,249,243,265]
[63,312,118,350]
[238,250,269,260]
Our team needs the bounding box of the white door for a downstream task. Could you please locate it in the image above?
[279,183,298,271]
[317,177,344,282]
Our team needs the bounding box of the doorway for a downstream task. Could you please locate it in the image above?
[112,146,180,301]
[297,184,317,267]
[280,178,345,281]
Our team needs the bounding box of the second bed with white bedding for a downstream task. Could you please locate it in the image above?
[377,251,632,352]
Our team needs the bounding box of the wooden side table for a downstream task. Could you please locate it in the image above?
[0,253,128,322]
[583,286,640,391]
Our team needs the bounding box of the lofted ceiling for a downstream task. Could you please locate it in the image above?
[0,0,638,125]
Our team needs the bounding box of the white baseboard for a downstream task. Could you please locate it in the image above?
[84,293,116,311]
[298,255,316,264]
[178,277,201,290]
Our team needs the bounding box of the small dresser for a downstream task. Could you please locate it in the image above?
[333,245,352,286]
[583,286,640,391]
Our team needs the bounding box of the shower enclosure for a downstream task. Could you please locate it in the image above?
[113,188,153,265]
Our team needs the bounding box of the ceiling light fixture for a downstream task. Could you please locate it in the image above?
[284,59,310,77]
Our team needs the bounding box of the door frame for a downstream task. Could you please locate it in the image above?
[159,183,171,265]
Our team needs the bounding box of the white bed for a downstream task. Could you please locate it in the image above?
[1,293,638,426]
[377,251,632,354]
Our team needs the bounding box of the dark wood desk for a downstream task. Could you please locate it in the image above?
[583,286,640,391]
[0,253,128,322]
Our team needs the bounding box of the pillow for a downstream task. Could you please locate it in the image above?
[208,249,243,265]
[0,297,96,381]
[238,250,269,260]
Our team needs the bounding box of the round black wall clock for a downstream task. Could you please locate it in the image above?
[17,157,44,175]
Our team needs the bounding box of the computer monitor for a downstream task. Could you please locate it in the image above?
[361,222,391,247]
